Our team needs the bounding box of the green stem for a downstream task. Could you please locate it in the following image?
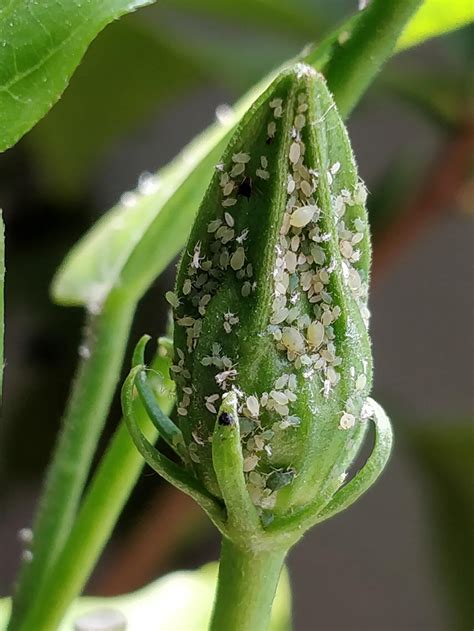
[324,0,423,118]
[210,538,288,631]
[8,289,136,631]
[17,406,164,631]
[14,338,174,631]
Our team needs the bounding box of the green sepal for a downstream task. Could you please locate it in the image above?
[267,398,393,540]
[121,366,226,532]
[212,392,263,541]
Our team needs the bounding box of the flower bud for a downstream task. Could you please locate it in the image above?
[169,63,374,521]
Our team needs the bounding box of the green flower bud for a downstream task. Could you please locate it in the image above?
[168,63,377,521]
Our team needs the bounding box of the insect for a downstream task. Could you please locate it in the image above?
[218,411,233,426]
[237,176,253,200]
[190,240,203,269]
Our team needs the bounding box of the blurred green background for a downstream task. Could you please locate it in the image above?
[0,1,472,629]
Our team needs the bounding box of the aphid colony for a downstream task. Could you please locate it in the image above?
[167,77,371,510]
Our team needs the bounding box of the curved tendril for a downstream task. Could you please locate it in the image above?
[134,368,189,464]
[132,334,151,367]
[121,368,226,533]
[212,392,263,538]
[267,398,393,539]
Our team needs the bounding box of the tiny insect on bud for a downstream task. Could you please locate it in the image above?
[218,412,234,426]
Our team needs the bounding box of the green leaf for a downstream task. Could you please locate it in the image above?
[0,563,292,631]
[404,422,474,629]
[397,0,474,49]
[23,17,204,198]
[0,0,155,152]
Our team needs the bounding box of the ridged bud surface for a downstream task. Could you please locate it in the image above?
[167,64,372,519]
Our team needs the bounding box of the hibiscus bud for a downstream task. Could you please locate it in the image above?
[166,61,382,525]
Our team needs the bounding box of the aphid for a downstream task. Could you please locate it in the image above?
[237,176,253,200]
[190,241,203,269]
[218,411,233,426]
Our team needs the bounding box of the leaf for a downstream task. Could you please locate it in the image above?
[0,563,292,631]
[0,0,155,152]
[404,423,474,629]
[397,0,474,49]
[23,17,205,198]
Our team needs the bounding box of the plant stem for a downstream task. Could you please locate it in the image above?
[8,289,136,631]
[324,0,424,118]
[17,409,161,631]
[210,538,288,631]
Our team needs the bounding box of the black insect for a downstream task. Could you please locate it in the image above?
[218,411,234,426]
[265,136,273,145]
[237,176,253,200]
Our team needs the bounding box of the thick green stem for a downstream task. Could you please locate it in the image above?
[210,538,287,631]
[324,0,423,117]
[8,289,136,631]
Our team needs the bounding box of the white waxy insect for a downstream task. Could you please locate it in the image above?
[207,218,222,233]
[354,182,368,204]
[356,374,367,390]
[294,113,306,130]
[165,291,179,308]
[230,247,245,271]
[339,411,356,430]
[246,395,260,417]
[267,121,276,138]
[285,251,297,274]
[190,241,203,269]
[281,327,305,354]
[232,152,251,164]
[290,205,317,228]
[224,212,235,227]
[307,321,325,348]
[340,240,353,259]
[222,198,237,207]
[182,279,192,295]
[243,455,259,472]
[223,181,235,196]
[230,163,246,178]
[270,390,289,405]
[300,179,312,198]
[289,142,301,164]
[256,168,270,180]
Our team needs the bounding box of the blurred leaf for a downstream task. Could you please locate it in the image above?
[158,0,330,39]
[23,17,204,198]
[0,0,158,153]
[397,0,474,49]
[0,562,291,631]
[367,154,422,236]
[383,69,473,128]
[51,15,362,307]
[405,423,474,630]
